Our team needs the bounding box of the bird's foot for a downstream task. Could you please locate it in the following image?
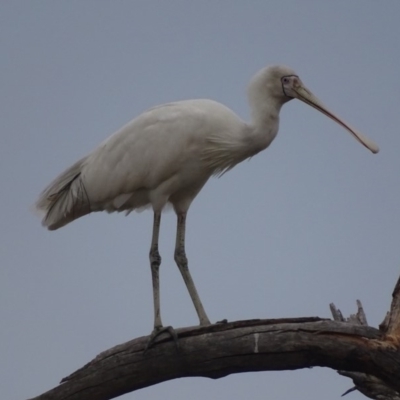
[216,318,228,324]
[144,326,179,354]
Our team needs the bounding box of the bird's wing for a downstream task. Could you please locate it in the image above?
[81,101,211,203]
[35,99,243,229]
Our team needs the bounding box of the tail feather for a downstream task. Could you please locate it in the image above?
[35,157,91,230]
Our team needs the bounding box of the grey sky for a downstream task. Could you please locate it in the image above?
[2,1,399,399]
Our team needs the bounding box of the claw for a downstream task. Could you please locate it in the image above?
[143,326,179,355]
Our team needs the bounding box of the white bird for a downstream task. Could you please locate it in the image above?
[35,65,379,338]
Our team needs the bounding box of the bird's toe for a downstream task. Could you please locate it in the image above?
[143,326,179,354]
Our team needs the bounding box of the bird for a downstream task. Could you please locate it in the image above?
[35,65,379,340]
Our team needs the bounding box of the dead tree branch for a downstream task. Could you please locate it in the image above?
[27,312,400,400]
[26,268,400,400]
[330,299,400,400]
[385,274,400,340]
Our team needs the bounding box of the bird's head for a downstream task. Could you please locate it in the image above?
[249,65,379,154]
[254,65,299,103]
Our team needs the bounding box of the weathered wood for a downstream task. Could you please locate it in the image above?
[386,274,400,340]
[331,300,400,400]
[338,371,400,400]
[330,299,367,325]
[27,317,400,400]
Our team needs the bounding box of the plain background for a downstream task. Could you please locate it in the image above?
[2,1,400,399]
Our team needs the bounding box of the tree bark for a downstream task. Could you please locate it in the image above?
[26,270,400,400]
[385,274,400,340]
[27,312,400,400]
[330,298,400,400]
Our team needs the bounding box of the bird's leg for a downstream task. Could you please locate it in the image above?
[149,211,162,330]
[145,212,179,353]
[174,212,211,326]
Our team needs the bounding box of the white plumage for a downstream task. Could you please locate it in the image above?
[37,100,256,228]
[35,65,378,336]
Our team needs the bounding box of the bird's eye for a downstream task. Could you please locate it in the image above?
[282,77,290,84]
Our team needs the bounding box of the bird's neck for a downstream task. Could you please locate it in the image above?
[201,97,283,176]
[247,97,283,154]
